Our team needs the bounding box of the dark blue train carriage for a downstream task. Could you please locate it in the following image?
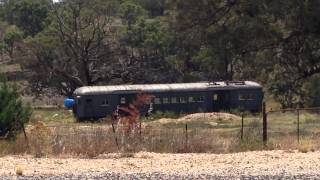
[66,81,263,121]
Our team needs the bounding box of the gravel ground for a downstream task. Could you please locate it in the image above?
[2,150,320,179]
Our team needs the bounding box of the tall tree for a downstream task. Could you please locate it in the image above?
[169,0,279,81]
[22,0,121,96]
[264,0,320,107]
[118,1,178,83]
[3,26,23,58]
[0,0,51,36]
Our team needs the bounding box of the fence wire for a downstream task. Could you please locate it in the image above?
[19,118,248,156]
[267,108,320,149]
[4,108,319,157]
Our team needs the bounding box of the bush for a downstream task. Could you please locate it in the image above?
[149,110,181,120]
[0,76,32,139]
[304,75,320,107]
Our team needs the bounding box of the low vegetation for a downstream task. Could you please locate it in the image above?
[0,0,320,160]
[0,108,319,157]
[0,76,32,139]
[15,166,23,176]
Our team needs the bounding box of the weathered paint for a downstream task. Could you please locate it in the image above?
[72,81,263,120]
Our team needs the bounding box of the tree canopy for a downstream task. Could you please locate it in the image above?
[0,76,32,138]
[1,0,320,108]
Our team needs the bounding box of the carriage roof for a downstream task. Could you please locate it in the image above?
[73,81,262,96]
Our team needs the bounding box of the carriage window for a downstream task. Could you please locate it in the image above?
[180,97,187,103]
[154,98,161,104]
[213,94,218,101]
[163,97,169,104]
[120,97,126,104]
[188,97,195,103]
[171,97,177,103]
[239,93,255,100]
[101,99,109,106]
[195,96,204,102]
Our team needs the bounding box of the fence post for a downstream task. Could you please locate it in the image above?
[262,102,267,146]
[297,108,300,144]
[111,122,119,150]
[241,113,244,140]
[185,124,188,151]
[22,123,29,149]
[139,118,142,141]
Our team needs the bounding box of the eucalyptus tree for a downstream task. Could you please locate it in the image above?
[24,0,122,96]
[0,0,51,37]
[168,0,279,81]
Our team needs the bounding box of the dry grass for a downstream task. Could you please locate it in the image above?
[0,63,21,73]
[297,139,317,153]
[30,109,76,124]
[119,152,135,158]
[0,110,320,157]
[29,121,53,157]
[15,166,23,176]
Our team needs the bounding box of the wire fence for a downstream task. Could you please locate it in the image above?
[267,107,320,150]
[2,106,320,157]
[21,123,244,156]
[2,115,261,157]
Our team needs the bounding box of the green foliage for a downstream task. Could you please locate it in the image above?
[0,0,320,107]
[118,0,146,28]
[24,0,120,96]
[0,0,51,36]
[304,75,320,107]
[147,111,181,121]
[126,18,170,58]
[3,26,23,57]
[119,4,179,83]
[136,0,165,17]
[0,76,32,138]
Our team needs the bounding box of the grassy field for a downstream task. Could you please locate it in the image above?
[30,108,76,125]
[1,63,319,156]
[0,106,318,157]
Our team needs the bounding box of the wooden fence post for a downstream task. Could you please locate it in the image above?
[185,124,188,151]
[111,122,119,150]
[262,102,267,146]
[21,123,29,149]
[241,113,244,140]
[297,109,300,143]
[139,118,142,141]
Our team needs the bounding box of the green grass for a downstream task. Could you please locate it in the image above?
[30,108,76,124]
[0,63,21,73]
[146,111,183,121]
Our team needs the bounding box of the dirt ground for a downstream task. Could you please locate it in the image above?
[1,150,320,179]
[148,112,241,125]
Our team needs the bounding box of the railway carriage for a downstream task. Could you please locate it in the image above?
[67,81,263,120]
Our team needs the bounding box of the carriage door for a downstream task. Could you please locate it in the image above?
[84,98,94,116]
[212,91,230,111]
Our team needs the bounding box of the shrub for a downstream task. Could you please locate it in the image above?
[149,110,181,120]
[0,76,32,139]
